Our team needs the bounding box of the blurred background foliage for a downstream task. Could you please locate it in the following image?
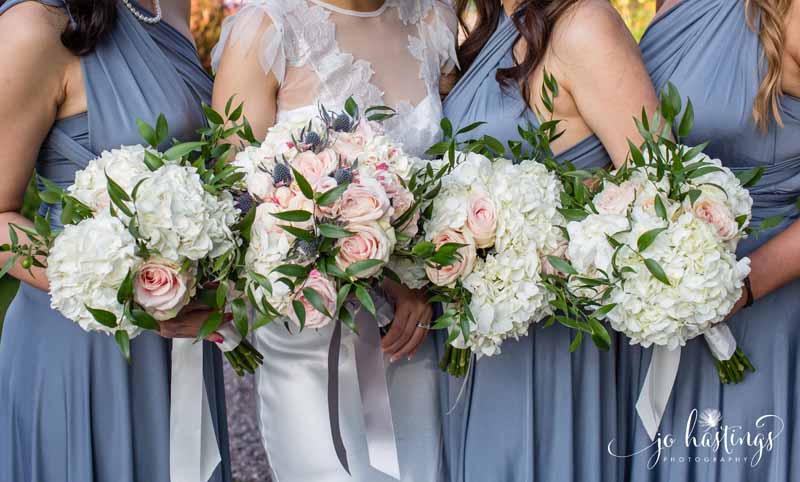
[0,0,655,332]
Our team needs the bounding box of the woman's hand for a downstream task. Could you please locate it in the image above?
[380,279,434,363]
[158,301,228,344]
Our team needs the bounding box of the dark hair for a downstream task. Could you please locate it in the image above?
[455,0,581,104]
[61,0,117,55]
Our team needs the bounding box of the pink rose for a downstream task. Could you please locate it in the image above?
[273,185,297,209]
[693,197,738,240]
[425,229,477,287]
[134,258,196,321]
[332,122,377,161]
[390,187,419,238]
[312,176,340,217]
[540,239,569,277]
[465,194,497,248]
[289,269,337,329]
[335,222,395,278]
[595,181,639,215]
[339,178,392,223]
[291,149,339,181]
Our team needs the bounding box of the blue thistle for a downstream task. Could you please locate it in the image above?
[234,192,255,214]
[333,168,353,185]
[332,114,353,132]
[273,162,292,185]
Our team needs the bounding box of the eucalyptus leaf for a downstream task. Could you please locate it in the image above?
[637,227,667,253]
[86,306,118,328]
[644,258,671,286]
[115,330,131,362]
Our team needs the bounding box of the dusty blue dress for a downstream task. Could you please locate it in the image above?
[0,2,231,481]
[438,12,623,482]
[617,0,800,480]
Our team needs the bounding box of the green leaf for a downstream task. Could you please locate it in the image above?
[303,287,332,318]
[270,210,313,222]
[345,259,384,278]
[203,104,225,125]
[144,151,164,171]
[760,215,784,231]
[654,195,668,221]
[687,189,702,206]
[250,271,273,294]
[292,300,306,331]
[216,281,229,310]
[644,258,671,286]
[340,307,358,333]
[412,241,436,258]
[317,183,350,206]
[569,331,583,353]
[136,119,158,147]
[163,141,206,161]
[38,190,61,204]
[197,311,224,341]
[593,303,618,318]
[115,330,131,362]
[34,214,51,239]
[589,319,612,351]
[130,308,159,330]
[440,118,453,139]
[558,208,590,222]
[735,167,765,188]
[355,285,376,317]
[0,256,17,279]
[637,227,667,253]
[335,284,352,314]
[677,98,694,138]
[344,97,358,118]
[278,225,316,241]
[318,224,353,239]
[86,306,118,328]
[546,256,578,276]
[273,263,310,278]
[291,168,314,199]
[116,269,134,304]
[155,114,169,145]
[232,298,249,338]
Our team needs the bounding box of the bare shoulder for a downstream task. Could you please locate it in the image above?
[551,0,637,60]
[0,2,71,63]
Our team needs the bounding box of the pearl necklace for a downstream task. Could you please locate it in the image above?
[121,0,162,24]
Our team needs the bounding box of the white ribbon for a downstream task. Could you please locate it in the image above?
[635,322,737,440]
[169,326,242,482]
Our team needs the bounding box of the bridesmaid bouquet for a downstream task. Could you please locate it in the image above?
[411,148,568,376]
[232,99,417,332]
[2,105,264,375]
[549,85,762,384]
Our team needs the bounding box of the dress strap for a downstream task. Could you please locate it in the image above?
[43,126,95,169]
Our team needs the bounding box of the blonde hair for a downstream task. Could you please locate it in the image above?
[745,0,792,131]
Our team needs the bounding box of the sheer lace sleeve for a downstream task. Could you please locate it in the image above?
[424,0,459,74]
[211,1,288,84]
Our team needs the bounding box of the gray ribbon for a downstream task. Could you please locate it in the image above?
[327,293,400,479]
[327,318,350,475]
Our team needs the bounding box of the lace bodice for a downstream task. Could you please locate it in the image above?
[212,0,458,157]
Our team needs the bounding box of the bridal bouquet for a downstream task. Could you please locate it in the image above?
[2,105,263,375]
[549,86,761,384]
[232,99,415,332]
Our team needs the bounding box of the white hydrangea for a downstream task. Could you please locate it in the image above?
[47,213,142,336]
[491,158,565,254]
[458,248,553,357]
[566,213,631,275]
[68,145,153,213]
[602,213,750,349]
[424,152,493,237]
[134,164,238,261]
[232,144,280,200]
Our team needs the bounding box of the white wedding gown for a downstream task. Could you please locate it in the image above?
[213,1,457,481]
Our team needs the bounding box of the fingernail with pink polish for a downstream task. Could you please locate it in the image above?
[209,333,224,344]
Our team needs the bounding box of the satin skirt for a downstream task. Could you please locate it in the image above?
[254,320,445,482]
[0,284,231,482]
[438,323,624,482]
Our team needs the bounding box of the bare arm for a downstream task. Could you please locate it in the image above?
[0,5,72,291]
[545,0,660,166]
[211,14,280,142]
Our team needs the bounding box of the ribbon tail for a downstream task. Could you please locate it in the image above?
[704,322,737,361]
[354,308,401,480]
[327,319,350,475]
[635,345,682,441]
[170,339,221,482]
